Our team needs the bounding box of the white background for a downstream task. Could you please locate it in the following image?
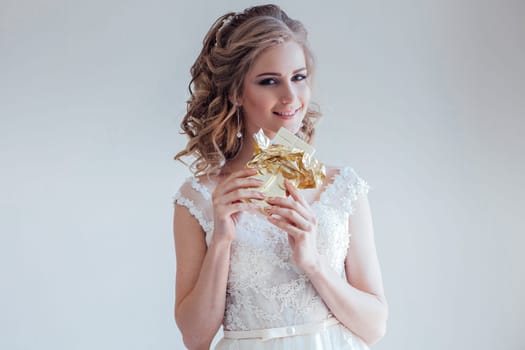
[1,0,524,349]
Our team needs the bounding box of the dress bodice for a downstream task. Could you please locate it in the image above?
[174,166,370,331]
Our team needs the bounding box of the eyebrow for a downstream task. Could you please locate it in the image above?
[255,67,307,77]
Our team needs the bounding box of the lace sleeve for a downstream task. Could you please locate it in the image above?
[173,178,214,242]
[322,166,371,215]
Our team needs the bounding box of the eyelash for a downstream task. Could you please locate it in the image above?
[258,74,308,86]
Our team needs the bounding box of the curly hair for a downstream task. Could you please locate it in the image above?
[174,4,322,176]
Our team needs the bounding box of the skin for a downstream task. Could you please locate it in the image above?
[174,40,388,349]
[238,40,311,140]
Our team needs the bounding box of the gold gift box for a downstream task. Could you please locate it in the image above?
[246,127,325,208]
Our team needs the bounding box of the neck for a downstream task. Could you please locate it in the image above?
[220,136,257,175]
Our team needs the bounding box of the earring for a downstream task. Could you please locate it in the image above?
[236,107,242,139]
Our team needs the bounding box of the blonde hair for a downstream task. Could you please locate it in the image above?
[175,4,322,176]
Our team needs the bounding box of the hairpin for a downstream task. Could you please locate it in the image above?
[218,14,235,33]
[214,13,236,47]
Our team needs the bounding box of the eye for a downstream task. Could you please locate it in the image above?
[258,78,278,86]
[293,73,307,82]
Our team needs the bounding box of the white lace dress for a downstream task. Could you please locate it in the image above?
[174,166,371,350]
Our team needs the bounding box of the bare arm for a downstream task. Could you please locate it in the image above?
[173,168,263,349]
[266,181,388,345]
[174,205,232,350]
[304,193,388,345]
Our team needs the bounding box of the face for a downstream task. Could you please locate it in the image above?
[238,40,311,140]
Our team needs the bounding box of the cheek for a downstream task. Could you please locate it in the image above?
[297,84,311,103]
[246,89,274,110]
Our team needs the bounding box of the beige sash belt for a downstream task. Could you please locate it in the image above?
[223,317,340,341]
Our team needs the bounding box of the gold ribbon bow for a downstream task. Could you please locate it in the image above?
[246,128,326,205]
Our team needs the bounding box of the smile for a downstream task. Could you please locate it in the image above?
[273,107,300,119]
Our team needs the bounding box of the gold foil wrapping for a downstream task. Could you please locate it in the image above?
[246,127,326,207]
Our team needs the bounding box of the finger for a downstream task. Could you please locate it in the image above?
[228,167,259,181]
[220,188,265,204]
[267,215,305,238]
[265,196,310,221]
[230,202,261,214]
[218,174,263,196]
[219,167,258,187]
[264,206,312,231]
[284,179,308,207]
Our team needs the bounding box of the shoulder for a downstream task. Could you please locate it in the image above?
[173,176,213,223]
[173,175,216,240]
[174,175,215,204]
[325,165,370,189]
[322,164,371,214]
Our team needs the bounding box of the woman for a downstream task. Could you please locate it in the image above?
[173,4,388,349]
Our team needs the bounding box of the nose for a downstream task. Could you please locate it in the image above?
[280,82,296,105]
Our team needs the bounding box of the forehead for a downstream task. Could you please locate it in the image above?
[247,41,306,75]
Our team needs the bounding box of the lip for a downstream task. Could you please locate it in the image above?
[273,107,301,119]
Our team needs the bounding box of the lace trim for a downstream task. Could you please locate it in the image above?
[174,166,366,331]
[173,191,213,235]
[190,177,212,201]
[222,211,350,330]
[319,166,371,214]
[316,206,349,274]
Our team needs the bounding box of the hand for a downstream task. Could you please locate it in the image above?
[264,180,320,272]
[211,168,264,243]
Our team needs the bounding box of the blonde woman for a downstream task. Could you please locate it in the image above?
[173,5,387,349]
